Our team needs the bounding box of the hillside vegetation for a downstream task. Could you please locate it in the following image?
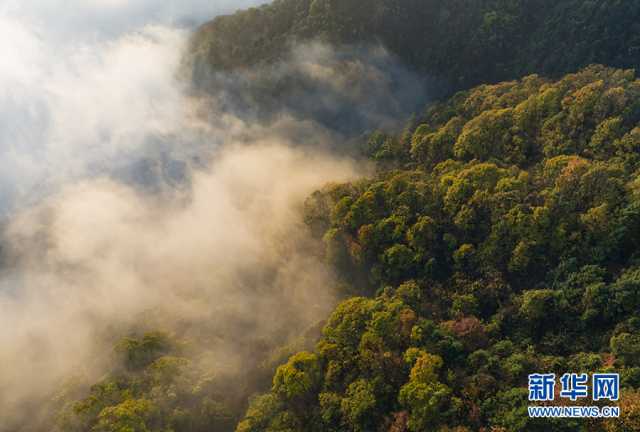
[55,65,640,432]
[48,1,640,431]
[190,0,640,91]
[238,66,640,431]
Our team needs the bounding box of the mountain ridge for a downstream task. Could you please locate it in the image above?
[189,0,640,93]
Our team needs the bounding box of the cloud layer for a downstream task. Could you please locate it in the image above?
[0,141,358,429]
[0,1,268,211]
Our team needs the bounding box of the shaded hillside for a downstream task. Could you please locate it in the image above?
[189,0,640,92]
[238,66,640,431]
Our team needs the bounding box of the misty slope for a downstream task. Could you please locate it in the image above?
[237,66,640,431]
[189,0,640,92]
[50,65,640,432]
[30,2,640,432]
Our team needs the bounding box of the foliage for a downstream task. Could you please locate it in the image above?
[54,333,238,432]
[238,67,640,431]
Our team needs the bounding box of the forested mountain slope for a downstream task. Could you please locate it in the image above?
[47,2,640,431]
[51,65,640,432]
[238,65,640,431]
[189,0,640,92]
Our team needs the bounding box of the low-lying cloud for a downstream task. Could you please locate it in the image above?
[191,41,428,135]
[0,15,196,211]
[0,141,359,429]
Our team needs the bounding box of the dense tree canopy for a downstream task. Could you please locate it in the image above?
[238,66,640,431]
[189,0,640,92]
